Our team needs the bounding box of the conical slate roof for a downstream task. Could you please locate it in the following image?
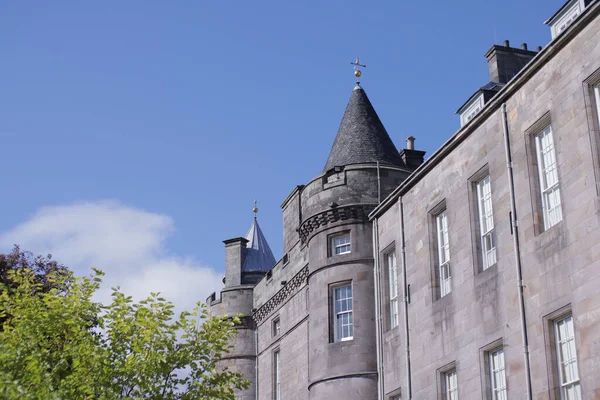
[242,218,276,273]
[323,84,404,172]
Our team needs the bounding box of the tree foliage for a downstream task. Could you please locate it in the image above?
[0,267,249,399]
[0,245,69,291]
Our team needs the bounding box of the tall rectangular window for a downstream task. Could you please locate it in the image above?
[436,210,451,297]
[445,369,458,400]
[273,350,281,400]
[535,125,562,230]
[333,284,353,341]
[272,317,281,337]
[388,252,399,329]
[594,84,600,125]
[331,233,351,256]
[476,175,496,269]
[489,348,507,400]
[554,315,581,399]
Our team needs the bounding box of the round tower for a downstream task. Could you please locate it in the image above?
[208,215,276,400]
[301,83,416,399]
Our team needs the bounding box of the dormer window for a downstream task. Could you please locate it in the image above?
[546,0,585,39]
[459,93,484,127]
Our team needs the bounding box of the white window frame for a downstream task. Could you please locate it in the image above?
[331,233,351,256]
[594,84,600,127]
[460,93,485,127]
[554,315,581,399]
[333,284,353,342]
[272,317,281,337]
[489,348,507,400]
[476,175,497,270]
[550,0,584,38]
[388,252,399,329]
[445,369,458,400]
[436,210,451,297]
[535,125,562,230]
[273,350,281,400]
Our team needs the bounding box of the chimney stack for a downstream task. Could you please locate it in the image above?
[485,40,539,84]
[399,136,425,171]
[223,237,248,287]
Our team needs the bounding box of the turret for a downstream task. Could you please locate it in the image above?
[209,210,276,400]
[302,81,422,399]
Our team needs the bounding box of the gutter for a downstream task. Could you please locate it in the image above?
[369,0,600,220]
[502,103,533,399]
[372,218,385,399]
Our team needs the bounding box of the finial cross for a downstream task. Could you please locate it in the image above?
[253,199,258,220]
[350,56,366,79]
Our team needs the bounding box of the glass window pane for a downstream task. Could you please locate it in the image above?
[555,315,581,397]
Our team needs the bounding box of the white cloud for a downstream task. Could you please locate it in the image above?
[0,201,223,315]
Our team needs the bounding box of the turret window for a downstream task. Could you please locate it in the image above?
[332,283,353,342]
[272,317,281,337]
[273,349,281,400]
[331,233,351,256]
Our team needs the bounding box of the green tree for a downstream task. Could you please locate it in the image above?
[0,268,249,399]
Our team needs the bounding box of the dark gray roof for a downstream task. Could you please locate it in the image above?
[455,81,506,114]
[241,218,276,273]
[323,84,404,172]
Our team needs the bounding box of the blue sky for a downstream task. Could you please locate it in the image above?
[0,0,564,308]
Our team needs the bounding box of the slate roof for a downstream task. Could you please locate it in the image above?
[323,83,404,172]
[455,81,506,114]
[241,218,276,273]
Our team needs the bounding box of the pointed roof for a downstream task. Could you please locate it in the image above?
[241,218,276,273]
[323,83,404,172]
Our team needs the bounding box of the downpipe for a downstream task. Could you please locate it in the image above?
[398,197,412,399]
[501,103,533,400]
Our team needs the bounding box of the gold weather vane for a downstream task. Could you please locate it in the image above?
[253,199,258,220]
[350,56,366,80]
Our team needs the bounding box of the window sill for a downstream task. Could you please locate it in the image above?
[432,290,454,313]
[330,338,354,346]
[474,263,499,287]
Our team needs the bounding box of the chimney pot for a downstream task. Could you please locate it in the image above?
[537,45,543,52]
[406,136,415,150]
[521,43,528,50]
[504,40,510,47]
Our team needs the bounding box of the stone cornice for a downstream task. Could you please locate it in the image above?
[252,265,309,323]
[298,204,376,244]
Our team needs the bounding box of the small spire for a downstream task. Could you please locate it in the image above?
[253,199,258,220]
[350,56,366,82]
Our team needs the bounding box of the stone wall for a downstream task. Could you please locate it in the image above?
[374,4,600,398]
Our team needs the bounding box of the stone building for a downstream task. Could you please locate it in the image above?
[209,0,600,398]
